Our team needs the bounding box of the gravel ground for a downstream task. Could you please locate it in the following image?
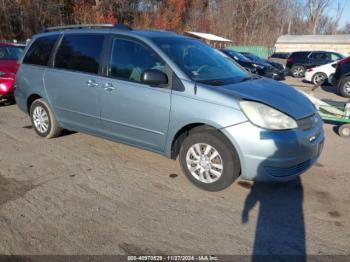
[0,77,349,257]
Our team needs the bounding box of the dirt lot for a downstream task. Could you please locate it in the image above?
[0,77,349,257]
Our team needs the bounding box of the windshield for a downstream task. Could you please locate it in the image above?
[243,53,266,64]
[223,50,251,62]
[0,46,24,60]
[152,37,248,84]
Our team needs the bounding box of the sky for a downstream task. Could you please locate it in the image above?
[328,0,350,29]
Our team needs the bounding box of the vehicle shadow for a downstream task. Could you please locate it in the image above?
[0,99,15,107]
[242,131,306,262]
[313,84,338,95]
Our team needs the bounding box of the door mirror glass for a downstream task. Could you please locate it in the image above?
[141,69,168,86]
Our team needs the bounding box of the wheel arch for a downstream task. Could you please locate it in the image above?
[169,123,233,160]
[27,93,43,113]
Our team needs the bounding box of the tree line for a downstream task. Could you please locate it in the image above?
[0,0,349,46]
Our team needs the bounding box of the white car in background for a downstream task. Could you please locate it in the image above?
[304,61,338,86]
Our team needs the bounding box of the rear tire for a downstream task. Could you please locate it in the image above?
[338,124,350,138]
[312,72,327,86]
[339,76,350,98]
[291,65,305,78]
[30,99,63,139]
[179,129,240,191]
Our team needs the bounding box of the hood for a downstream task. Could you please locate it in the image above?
[209,77,315,120]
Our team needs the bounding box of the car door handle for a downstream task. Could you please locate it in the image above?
[87,79,99,87]
[104,83,115,92]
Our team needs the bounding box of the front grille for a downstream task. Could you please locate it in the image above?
[297,114,318,131]
[265,160,312,177]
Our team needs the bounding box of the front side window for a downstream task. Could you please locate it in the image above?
[153,37,248,85]
[0,46,24,60]
[55,34,104,74]
[109,38,165,83]
[23,35,59,66]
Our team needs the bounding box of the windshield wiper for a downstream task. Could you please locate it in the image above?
[240,75,260,82]
[197,79,226,86]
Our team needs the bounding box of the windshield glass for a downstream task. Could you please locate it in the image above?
[224,50,251,62]
[152,37,248,84]
[0,46,24,60]
[243,53,266,63]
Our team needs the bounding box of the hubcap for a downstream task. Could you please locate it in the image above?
[32,106,49,134]
[344,81,350,95]
[186,143,223,183]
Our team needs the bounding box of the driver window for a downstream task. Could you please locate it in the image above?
[109,38,166,83]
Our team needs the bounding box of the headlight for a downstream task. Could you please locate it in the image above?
[240,101,298,130]
[252,63,264,70]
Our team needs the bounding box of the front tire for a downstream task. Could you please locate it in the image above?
[30,99,63,138]
[338,124,350,138]
[312,72,327,86]
[179,130,240,191]
[339,76,350,98]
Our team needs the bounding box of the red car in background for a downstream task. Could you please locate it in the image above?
[0,43,25,103]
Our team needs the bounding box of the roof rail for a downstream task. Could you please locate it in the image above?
[42,23,132,32]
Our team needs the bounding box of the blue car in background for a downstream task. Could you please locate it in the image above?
[15,24,324,191]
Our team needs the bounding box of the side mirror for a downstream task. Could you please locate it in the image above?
[141,69,168,86]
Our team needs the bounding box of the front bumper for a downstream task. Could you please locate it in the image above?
[304,72,313,82]
[222,115,324,182]
[264,70,286,81]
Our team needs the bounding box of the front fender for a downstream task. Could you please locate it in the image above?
[164,93,247,157]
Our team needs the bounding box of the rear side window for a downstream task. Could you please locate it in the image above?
[311,52,329,60]
[54,34,104,74]
[23,35,59,66]
[290,52,309,59]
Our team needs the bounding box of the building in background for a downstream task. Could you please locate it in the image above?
[184,31,232,48]
[275,35,350,56]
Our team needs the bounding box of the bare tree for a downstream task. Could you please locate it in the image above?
[305,0,330,34]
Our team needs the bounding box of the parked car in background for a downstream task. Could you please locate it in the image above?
[286,51,344,78]
[0,43,25,72]
[268,52,290,65]
[0,43,25,103]
[15,25,324,191]
[240,52,286,80]
[304,61,337,86]
[0,69,16,103]
[218,49,257,73]
[331,56,350,98]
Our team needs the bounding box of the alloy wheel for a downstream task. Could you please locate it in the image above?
[293,66,304,77]
[32,105,49,134]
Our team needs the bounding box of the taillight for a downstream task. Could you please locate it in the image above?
[307,68,313,72]
[287,57,293,63]
[339,56,350,65]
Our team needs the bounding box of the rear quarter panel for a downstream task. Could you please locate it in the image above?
[15,65,47,113]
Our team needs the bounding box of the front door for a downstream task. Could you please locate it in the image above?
[99,37,171,152]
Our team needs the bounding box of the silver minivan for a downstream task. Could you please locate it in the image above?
[15,25,324,191]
